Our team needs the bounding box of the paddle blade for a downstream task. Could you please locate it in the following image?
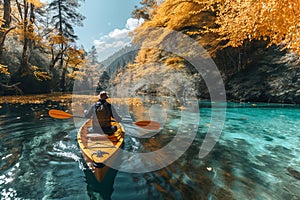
[49,109,73,119]
[133,120,161,130]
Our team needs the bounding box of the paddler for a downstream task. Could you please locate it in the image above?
[84,91,122,135]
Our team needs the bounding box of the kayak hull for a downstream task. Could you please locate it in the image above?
[77,119,124,182]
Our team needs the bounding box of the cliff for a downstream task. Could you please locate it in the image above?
[226,51,300,104]
[99,44,300,104]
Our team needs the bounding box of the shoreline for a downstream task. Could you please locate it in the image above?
[1,93,300,106]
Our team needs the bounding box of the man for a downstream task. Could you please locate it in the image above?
[84,91,122,135]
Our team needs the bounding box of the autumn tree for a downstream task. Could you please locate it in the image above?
[132,0,300,74]
[202,0,300,55]
[132,0,214,68]
[61,45,88,90]
[145,0,300,56]
[0,0,54,94]
[47,0,85,91]
[72,46,102,91]
[132,0,158,20]
[0,0,88,94]
[188,0,300,71]
[11,0,44,76]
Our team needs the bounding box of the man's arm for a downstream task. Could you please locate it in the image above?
[111,105,122,122]
[84,104,95,118]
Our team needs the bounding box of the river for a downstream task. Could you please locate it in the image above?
[0,97,299,200]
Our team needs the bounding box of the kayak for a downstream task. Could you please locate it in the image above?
[77,119,125,182]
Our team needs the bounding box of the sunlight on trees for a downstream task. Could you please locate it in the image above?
[134,0,300,55]
[48,0,86,91]
[1,0,299,95]
[0,64,9,74]
[32,65,51,81]
[132,0,216,67]
[128,0,300,83]
[65,47,87,81]
[193,0,300,54]
[13,0,44,75]
[0,0,88,93]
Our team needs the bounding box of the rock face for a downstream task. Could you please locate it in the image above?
[99,45,300,104]
[225,52,300,104]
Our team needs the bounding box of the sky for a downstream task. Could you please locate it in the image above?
[75,0,143,61]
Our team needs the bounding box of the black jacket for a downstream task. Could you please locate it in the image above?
[84,99,122,129]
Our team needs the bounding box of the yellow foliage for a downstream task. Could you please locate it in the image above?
[26,0,43,8]
[205,0,300,54]
[49,34,68,45]
[67,71,86,81]
[132,0,219,69]
[164,57,184,69]
[63,46,89,82]
[32,66,51,81]
[0,64,10,75]
[138,0,207,31]
[0,18,5,28]
[135,0,300,55]
[66,47,86,67]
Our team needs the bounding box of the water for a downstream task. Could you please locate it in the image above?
[0,100,299,199]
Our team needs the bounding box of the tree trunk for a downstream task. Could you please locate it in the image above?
[18,1,36,76]
[58,0,65,91]
[19,0,30,75]
[0,0,12,59]
[20,37,29,75]
[60,62,66,92]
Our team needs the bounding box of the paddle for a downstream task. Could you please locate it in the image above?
[48,109,161,130]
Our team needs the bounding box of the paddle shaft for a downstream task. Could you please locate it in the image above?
[48,109,160,130]
[71,115,134,125]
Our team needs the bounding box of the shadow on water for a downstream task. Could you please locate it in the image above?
[84,167,118,200]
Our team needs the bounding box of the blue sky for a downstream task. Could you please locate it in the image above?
[75,0,142,61]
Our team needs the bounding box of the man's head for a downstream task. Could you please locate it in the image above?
[98,91,109,100]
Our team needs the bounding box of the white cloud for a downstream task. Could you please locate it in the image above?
[93,18,144,62]
[108,28,129,39]
[126,18,142,30]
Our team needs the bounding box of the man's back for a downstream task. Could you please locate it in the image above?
[95,100,112,127]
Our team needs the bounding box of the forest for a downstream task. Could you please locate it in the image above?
[0,0,99,94]
[0,0,300,103]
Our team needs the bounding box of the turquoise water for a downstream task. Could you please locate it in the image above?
[0,101,299,199]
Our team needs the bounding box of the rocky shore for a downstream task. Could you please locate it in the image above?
[225,52,300,104]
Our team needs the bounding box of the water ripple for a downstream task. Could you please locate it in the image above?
[0,102,300,199]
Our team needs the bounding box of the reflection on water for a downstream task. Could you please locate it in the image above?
[0,98,300,199]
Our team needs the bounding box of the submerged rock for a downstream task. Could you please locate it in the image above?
[287,167,300,180]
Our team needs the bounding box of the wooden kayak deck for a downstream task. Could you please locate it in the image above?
[77,119,124,181]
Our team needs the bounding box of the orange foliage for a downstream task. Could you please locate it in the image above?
[164,57,184,69]
[32,66,51,81]
[26,0,43,8]
[65,47,88,81]
[0,64,10,75]
[192,0,300,54]
[135,0,300,54]
[207,0,300,54]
